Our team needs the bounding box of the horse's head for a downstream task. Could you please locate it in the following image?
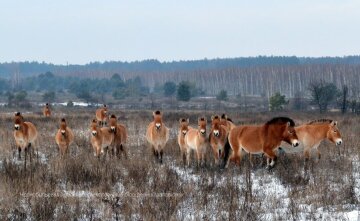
[327,121,343,145]
[153,110,163,131]
[282,121,299,147]
[198,117,207,136]
[103,105,108,115]
[109,114,118,133]
[14,112,24,130]
[90,119,98,136]
[60,118,67,135]
[211,115,221,137]
[179,118,189,136]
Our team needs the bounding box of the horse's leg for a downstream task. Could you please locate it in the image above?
[249,153,254,167]
[264,148,277,168]
[122,144,128,159]
[303,147,311,161]
[159,149,163,164]
[196,149,201,167]
[313,143,321,160]
[186,149,191,167]
[18,147,21,160]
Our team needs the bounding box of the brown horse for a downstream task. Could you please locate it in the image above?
[13,112,38,160]
[109,114,128,158]
[43,103,51,117]
[90,119,114,157]
[177,118,190,164]
[96,104,108,126]
[146,111,169,163]
[55,118,74,157]
[279,119,342,160]
[224,117,299,168]
[209,115,229,166]
[184,117,208,167]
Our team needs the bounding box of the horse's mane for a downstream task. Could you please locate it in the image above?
[110,114,116,119]
[61,118,66,122]
[307,119,333,125]
[266,117,295,126]
[180,118,186,122]
[154,110,161,115]
[221,114,233,122]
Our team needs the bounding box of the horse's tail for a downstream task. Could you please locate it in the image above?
[221,137,231,169]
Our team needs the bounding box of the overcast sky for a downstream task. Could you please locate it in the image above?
[0,0,359,64]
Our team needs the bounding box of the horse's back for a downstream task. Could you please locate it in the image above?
[229,125,262,153]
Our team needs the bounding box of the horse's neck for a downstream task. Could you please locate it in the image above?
[21,123,29,137]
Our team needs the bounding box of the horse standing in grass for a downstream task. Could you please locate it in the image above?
[43,103,51,117]
[90,119,114,157]
[13,112,38,160]
[109,114,128,158]
[146,111,169,163]
[55,118,74,157]
[225,117,299,169]
[209,115,229,166]
[184,117,208,167]
[96,104,108,126]
[177,118,190,164]
[279,119,342,160]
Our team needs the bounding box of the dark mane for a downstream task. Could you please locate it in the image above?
[227,118,233,122]
[110,114,116,119]
[155,110,161,115]
[61,118,66,122]
[307,119,333,125]
[181,118,186,122]
[266,117,295,126]
[200,117,205,121]
[15,112,21,116]
[221,114,226,119]
[213,115,219,119]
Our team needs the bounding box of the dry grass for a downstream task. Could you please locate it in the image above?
[0,108,359,220]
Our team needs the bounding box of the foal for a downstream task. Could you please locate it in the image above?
[13,112,38,160]
[109,114,128,158]
[43,103,51,117]
[96,104,108,126]
[90,119,114,157]
[146,111,170,163]
[225,117,299,168]
[209,115,229,166]
[184,117,208,167]
[55,118,74,157]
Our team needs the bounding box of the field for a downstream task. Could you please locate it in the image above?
[0,108,359,220]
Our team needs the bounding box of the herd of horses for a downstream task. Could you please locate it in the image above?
[12,104,343,169]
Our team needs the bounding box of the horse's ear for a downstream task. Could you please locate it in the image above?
[332,121,337,126]
[287,121,291,126]
[187,118,189,123]
[15,112,21,116]
[211,115,215,121]
[221,114,227,119]
[179,118,183,123]
[92,119,97,123]
[103,104,107,107]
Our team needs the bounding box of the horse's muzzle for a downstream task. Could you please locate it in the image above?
[14,125,19,130]
[213,130,219,137]
[336,139,343,145]
[200,129,206,135]
[110,126,116,132]
[92,131,97,136]
[292,140,300,147]
[182,130,187,136]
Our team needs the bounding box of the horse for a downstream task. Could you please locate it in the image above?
[146,111,169,163]
[279,119,343,160]
[177,118,190,164]
[55,118,74,157]
[184,117,208,167]
[96,104,108,126]
[90,119,114,157]
[43,103,51,117]
[220,114,236,131]
[224,117,299,168]
[109,114,128,158]
[13,112,38,160]
[209,115,229,166]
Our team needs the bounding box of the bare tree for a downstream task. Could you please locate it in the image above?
[308,81,338,113]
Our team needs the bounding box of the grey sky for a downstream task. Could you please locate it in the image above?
[1,0,359,64]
